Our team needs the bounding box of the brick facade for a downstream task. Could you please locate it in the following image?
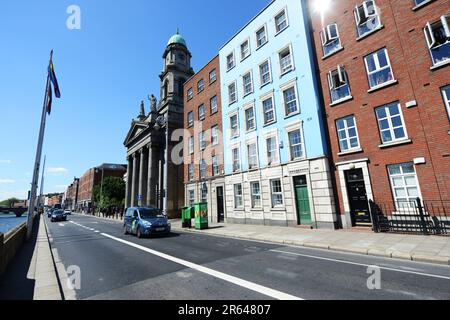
[307,0,450,228]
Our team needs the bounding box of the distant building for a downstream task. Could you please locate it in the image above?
[46,193,64,208]
[64,178,80,210]
[77,163,127,212]
[183,55,225,223]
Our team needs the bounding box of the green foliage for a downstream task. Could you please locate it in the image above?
[0,198,20,207]
[93,177,125,210]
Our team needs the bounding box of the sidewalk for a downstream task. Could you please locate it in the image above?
[171,220,450,266]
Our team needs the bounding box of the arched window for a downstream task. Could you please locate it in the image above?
[163,80,169,99]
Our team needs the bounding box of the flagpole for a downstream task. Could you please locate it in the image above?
[26,51,52,240]
[39,155,46,209]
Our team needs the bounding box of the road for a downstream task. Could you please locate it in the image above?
[45,213,450,300]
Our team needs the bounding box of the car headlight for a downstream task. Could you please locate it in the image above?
[142,221,152,227]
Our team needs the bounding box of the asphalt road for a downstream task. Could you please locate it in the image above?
[45,213,450,300]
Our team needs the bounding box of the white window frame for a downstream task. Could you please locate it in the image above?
[259,59,272,87]
[261,92,276,125]
[188,163,194,181]
[274,7,289,34]
[199,131,206,150]
[376,102,409,145]
[201,187,208,203]
[364,48,395,90]
[229,112,239,138]
[188,189,195,206]
[209,69,217,84]
[199,159,206,179]
[240,38,251,61]
[388,163,422,208]
[278,44,294,75]
[424,16,450,66]
[234,184,243,209]
[187,111,194,127]
[198,104,205,120]
[226,52,235,71]
[187,88,193,100]
[265,132,280,165]
[270,179,284,208]
[328,65,352,103]
[197,79,205,93]
[228,81,237,104]
[354,0,381,38]
[188,136,194,154]
[256,25,268,49]
[244,104,256,132]
[287,128,304,161]
[210,95,218,114]
[280,80,300,117]
[336,115,361,152]
[441,85,450,120]
[211,125,219,146]
[242,71,254,96]
[250,181,262,208]
[212,156,220,176]
[321,23,340,46]
[232,147,241,173]
[247,140,259,170]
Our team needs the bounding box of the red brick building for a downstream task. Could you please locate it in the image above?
[183,55,225,223]
[307,0,450,228]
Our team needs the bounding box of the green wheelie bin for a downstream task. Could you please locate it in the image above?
[194,202,208,230]
[181,207,193,228]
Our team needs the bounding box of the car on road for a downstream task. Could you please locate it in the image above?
[51,210,67,222]
[64,209,71,215]
[124,207,171,238]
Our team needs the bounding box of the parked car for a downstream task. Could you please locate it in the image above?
[64,209,71,215]
[123,207,171,238]
[51,210,67,222]
[47,208,54,218]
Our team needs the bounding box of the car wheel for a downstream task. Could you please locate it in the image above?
[137,228,142,239]
[123,225,128,235]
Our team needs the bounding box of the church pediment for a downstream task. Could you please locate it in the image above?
[124,121,150,147]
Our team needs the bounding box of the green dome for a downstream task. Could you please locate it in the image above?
[167,33,186,47]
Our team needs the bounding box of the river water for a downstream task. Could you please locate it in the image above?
[0,213,27,234]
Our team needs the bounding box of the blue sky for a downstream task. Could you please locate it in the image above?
[0,0,270,201]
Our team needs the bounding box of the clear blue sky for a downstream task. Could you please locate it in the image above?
[0,0,270,201]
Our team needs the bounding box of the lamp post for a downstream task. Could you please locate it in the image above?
[154,113,169,217]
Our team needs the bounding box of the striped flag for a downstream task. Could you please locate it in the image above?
[48,51,61,99]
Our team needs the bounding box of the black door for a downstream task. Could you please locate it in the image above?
[345,169,371,226]
[216,187,225,223]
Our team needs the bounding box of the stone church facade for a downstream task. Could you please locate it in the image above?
[124,33,194,218]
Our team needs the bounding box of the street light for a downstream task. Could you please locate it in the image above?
[154,113,169,217]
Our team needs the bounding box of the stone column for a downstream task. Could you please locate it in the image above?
[131,153,138,207]
[125,156,132,208]
[138,149,145,207]
[147,145,153,206]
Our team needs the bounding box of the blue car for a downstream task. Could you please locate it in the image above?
[123,207,171,238]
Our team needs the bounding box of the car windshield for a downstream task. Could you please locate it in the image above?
[54,210,64,215]
[139,208,164,219]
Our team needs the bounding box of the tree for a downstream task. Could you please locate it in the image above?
[0,198,20,207]
[94,177,125,211]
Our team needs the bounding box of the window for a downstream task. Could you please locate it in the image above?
[376,102,407,144]
[283,86,299,116]
[245,106,256,131]
[200,159,206,179]
[199,131,206,150]
[388,163,421,205]
[187,111,194,127]
[234,184,243,208]
[364,48,395,89]
[197,79,204,93]
[328,65,351,103]
[424,16,450,67]
[212,156,220,176]
[336,116,360,152]
[320,24,342,57]
[227,53,235,71]
[209,69,217,84]
[256,26,268,48]
[266,137,279,164]
[198,104,205,120]
[270,179,284,207]
[188,163,194,181]
[275,9,288,33]
[188,136,194,154]
[201,187,208,203]
[354,0,381,38]
[414,0,434,7]
[442,85,450,119]
[211,125,219,145]
[228,82,237,104]
[188,190,195,206]
[242,72,253,96]
[210,96,218,114]
[288,130,303,160]
[241,39,251,60]
[259,60,272,86]
[279,46,293,74]
[230,114,239,138]
[232,148,241,172]
[250,182,262,208]
[187,88,193,100]
[247,143,258,169]
[262,97,275,125]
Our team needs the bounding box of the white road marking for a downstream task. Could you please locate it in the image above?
[270,249,450,280]
[100,233,302,301]
[58,223,65,227]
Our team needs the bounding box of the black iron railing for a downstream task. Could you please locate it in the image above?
[369,198,450,236]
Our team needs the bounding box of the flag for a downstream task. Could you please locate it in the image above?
[46,82,53,115]
[48,53,61,98]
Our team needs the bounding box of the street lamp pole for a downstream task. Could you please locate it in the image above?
[163,113,169,217]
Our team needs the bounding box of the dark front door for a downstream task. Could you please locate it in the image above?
[216,186,225,223]
[293,176,312,225]
[345,169,371,226]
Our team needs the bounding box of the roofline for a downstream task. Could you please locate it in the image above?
[219,0,276,51]
[184,54,219,85]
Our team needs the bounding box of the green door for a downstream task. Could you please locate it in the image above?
[294,176,312,225]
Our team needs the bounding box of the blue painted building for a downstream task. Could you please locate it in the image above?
[219,0,337,228]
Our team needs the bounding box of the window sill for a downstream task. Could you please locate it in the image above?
[271,207,286,212]
[284,111,300,120]
[430,59,450,71]
[330,95,353,107]
[240,55,251,63]
[356,25,384,42]
[210,111,218,116]
[226,66,236,73]
[255,41,268,51]
[412,0,435,11]
[322,47,344,60]
[209,79,217,86]
[379,139,412,149]
[280,68,294,78]
[260,81,272,90]
[274,26,289,37]
[250,208,263,212]
[368,80,398,93]
[338,148,363,156]
[246,128,257,134]
[229,100,237,106]
[263,121,277,128]
[243,91,254,98]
